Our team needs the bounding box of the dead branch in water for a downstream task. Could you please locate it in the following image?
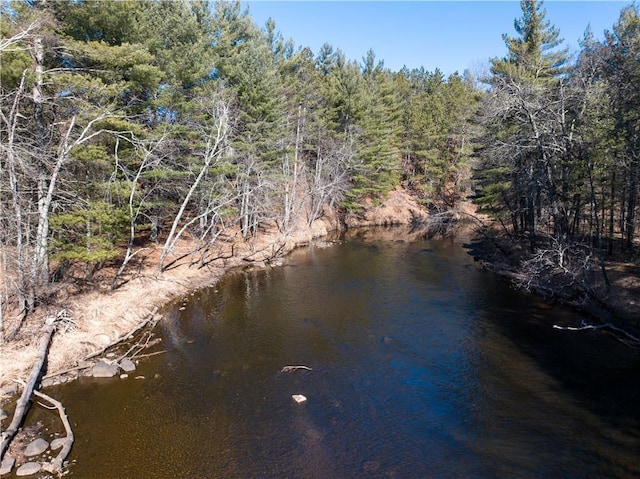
[33,389,74,475]
[84,307,160,361]
[280,365,313,373]
[0,317,56,460]
[116,330,159,362]
[553,320,640,347]
[132,349,167,359]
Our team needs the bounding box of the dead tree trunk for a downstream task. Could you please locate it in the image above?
[159,98,229,271]
[0,318,56,460]
[34,390,74,474]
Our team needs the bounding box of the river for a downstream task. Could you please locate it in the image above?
[22,229,640,478]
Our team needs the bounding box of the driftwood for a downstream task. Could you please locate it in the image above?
[554,320,640,347]
[280,365,313,373]
[132,349,167,360]
[84,307,159,361]
[34,389,74,474]
[40,310,161,385]
[0,318,56,460]
[42,362,92,380]
[117,332,161,362]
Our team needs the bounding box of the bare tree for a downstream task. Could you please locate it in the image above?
[112,133,167,288]
[0,71,30,321]
[0,19,39,52]
[307,132,353,226]
[159,96,231,271]
[521,234,598,299]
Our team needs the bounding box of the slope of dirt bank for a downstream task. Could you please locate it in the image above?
[344,186,429,227]
[0,189,429,395]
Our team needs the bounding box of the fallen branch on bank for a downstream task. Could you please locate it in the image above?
[33,389,74,475]
[85,307,160,361]
[42,362,92,380]
[0,317,57,460]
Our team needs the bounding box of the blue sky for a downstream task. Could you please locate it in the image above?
[244,1,630,76]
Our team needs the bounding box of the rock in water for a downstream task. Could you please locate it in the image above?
[292,394,307,404]
[50,437,66,450]
[119,358,136,372]
[0,456,15,475]
[16,462,41,476]
[90,360,119,378]
[24,438,49,457]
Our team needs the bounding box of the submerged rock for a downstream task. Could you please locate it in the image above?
[0,384,18,396]
[50,437,66,450]
[0,456,15,475]
[40,377,56,388]
[16,462,41,476]
[24,438,49,457]
[90,360,119,378]
[119,358,136,372]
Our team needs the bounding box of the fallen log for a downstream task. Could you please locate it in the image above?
[34,389,74,474]
[0,318,56,460]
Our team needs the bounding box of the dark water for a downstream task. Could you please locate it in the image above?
[26,231,640,478]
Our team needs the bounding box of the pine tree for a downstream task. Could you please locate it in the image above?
[602,5,640,250]
[479,0,568,244]
[347,50,401,207]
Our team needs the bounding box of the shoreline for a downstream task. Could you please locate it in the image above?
[465,233,640,341]
[2,191,638,400]
[0,219,336,396]
[0,187,431,396]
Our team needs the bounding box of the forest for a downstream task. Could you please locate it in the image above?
[1,0,639,339]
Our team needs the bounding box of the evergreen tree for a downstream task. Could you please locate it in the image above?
[602,5,640,250]
[478,0,568,243]
[344,50,401,209]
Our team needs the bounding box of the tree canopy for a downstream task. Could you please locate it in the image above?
[1,0,638,328]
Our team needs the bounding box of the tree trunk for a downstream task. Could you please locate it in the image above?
[29,33,47,310]
[159,100,228,271]
[609,170,616,255]
[34,390,74,474]
[625,158,638,251]
[0,319,56,460]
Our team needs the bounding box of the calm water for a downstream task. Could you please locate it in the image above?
[26,230,640,478]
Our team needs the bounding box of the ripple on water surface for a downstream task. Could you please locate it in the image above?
[30,234,640,479]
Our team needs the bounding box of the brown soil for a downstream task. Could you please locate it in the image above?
[343,186,429,227]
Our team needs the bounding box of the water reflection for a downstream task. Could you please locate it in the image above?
[26,229,640,479]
